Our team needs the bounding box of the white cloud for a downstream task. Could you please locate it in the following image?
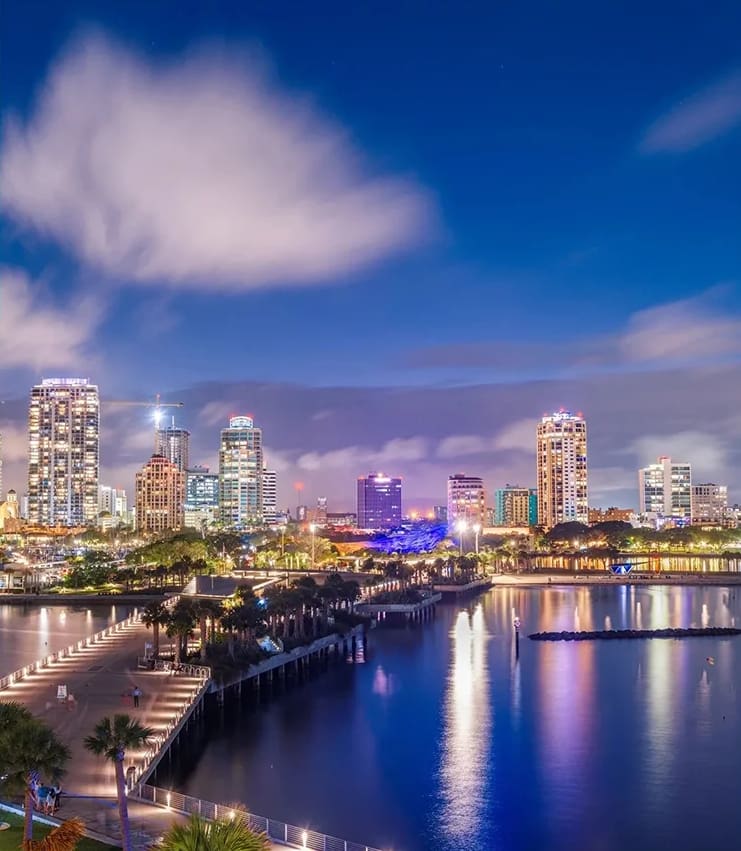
[640,70,741,154]
[198,401,237,427]
[492,418,537,453]
[0,421,28,464]
[297,436,428,472]
[436,434,490,459]
[0,32,433,291]
[0,268,100,370]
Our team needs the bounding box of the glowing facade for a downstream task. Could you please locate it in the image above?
[262,469,278,524]
[218,416,263,527]
[494,485,538,527]
[536,410,588,527]
[447,474,486,527]
[155,424,190,472]
[691,483,727,524]
[638,456,692,519]
[135,454,185,533]
[28,378,100,526]
[357,472,402,530]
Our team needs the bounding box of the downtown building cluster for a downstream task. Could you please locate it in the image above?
[0,384,736,535]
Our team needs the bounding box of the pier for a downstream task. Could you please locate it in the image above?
[0,611,376,851]
[432,577,491,596]
[356,591,441,624]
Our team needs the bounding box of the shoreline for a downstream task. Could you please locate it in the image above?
[490,572,741,587]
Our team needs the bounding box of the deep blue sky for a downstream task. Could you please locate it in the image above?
[1,1,740,509]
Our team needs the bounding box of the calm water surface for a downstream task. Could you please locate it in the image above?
[0,603,135,676]
[160,586,741,851]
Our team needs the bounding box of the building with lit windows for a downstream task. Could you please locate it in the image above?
[447,474,486,528]
[494,485,538,527]
[262,469,278,524]
[98,485,128,528]
[357,472,402,530]
[691,483,727,525]
[155,423,190,472]
[28,378,100,526]
[638,456,692,520]
[135,454,185,534]
[184,465,219,529]
[536,410,588,527]
[218,416,263,527]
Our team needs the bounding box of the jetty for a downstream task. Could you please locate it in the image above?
[0,610,379,851]
[433,577,491,596]
[529,626,741,641]
[356,590,441,624]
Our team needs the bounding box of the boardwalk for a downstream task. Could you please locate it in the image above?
[0,616,208,847]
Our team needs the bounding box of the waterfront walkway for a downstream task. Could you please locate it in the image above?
[0,617,215,848]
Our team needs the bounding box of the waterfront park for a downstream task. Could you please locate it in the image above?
[3,519,741,851]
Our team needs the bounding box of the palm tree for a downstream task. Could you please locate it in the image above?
[84,715,154,851]
[192,599,222,661]
[158,813,270,851]
[142,600,169,658]
[166,599,196,663]
[0,716,70,845]
[28,817,85,851]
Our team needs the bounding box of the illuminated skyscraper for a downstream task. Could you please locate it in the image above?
[447,474,486,527]
[28,378,100,526]
[357,472,402,530]
[135,454,185,533]
[536,410,588,527]
[638,456,692,519]
[218,416,263,527]
[494,484,538,527]
[155,423,190,472]
[262,469,278,524]
[184,465,219,530]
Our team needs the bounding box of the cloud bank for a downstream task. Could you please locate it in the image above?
[0,32,433,291]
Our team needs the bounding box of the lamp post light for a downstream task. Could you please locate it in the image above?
[309,523,317,568]
[455,519,468,556]
[472,522,481,555]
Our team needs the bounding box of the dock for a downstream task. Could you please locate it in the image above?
[356,591,441,624]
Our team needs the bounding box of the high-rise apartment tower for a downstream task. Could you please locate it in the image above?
[536,410,588,527]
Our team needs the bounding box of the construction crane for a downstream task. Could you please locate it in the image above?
[105,395,185,450]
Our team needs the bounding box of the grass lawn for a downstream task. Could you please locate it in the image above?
[0,811,118,851]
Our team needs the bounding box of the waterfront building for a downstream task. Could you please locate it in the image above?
[184,465,219,529]
[98,485,128,527]
[135,453,185,534]
[536,410,588,527]
[638,456,692,520]
[0,490,20,532]
[155,423,190,472]
[691,483,728,525]
[588,506,634,524]
[28,378,100,526]
[357,472,402,530]
[262,469,278,524]
[447,474,486,528]
[218,416,263,527]
[494,484,538,527]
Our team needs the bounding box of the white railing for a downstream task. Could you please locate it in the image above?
[0,610,141,692]
[133,784,384,851]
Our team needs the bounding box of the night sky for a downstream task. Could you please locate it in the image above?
[1,1,740,511]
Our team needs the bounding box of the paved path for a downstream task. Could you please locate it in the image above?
[0,618,210,847]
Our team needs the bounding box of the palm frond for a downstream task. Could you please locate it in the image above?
[24,818,86,851]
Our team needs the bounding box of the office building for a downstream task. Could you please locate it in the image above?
[357,472,402,530]
[588,507,634,524]
[638,456,692,519]
[135,454,185,534]
[326,512,357,527]
[494,485,538,527]
[218,416,263,527]
[98,485,128,526]
[447,474,486,528]
[184,465,219,529]
[536,410,588,527]
[155,423,190,472]
[262,469,278,524]
[691,483,728,525]
[433,505,448,523]
[28,378,100,526]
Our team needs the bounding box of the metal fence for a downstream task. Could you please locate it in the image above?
[133,784,384,851]
[0,610,141,692]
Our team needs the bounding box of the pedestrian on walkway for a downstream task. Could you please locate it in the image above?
[132,685,142,708]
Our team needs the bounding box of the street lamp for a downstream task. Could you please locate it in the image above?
[309,523,317,568]
[455,519,468,556]
[472,523,481,555]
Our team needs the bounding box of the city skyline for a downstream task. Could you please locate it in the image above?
[1,5,741,510]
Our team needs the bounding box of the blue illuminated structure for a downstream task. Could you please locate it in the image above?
[370,522,448,554]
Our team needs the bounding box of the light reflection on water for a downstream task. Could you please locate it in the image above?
[438,606,491,846]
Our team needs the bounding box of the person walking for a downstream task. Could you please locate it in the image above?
[132,685,142,708]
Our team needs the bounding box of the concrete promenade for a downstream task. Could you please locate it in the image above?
[0,617,212,848]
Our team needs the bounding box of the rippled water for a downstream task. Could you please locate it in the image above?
[0,603,135,676]
[158,585,741,851]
